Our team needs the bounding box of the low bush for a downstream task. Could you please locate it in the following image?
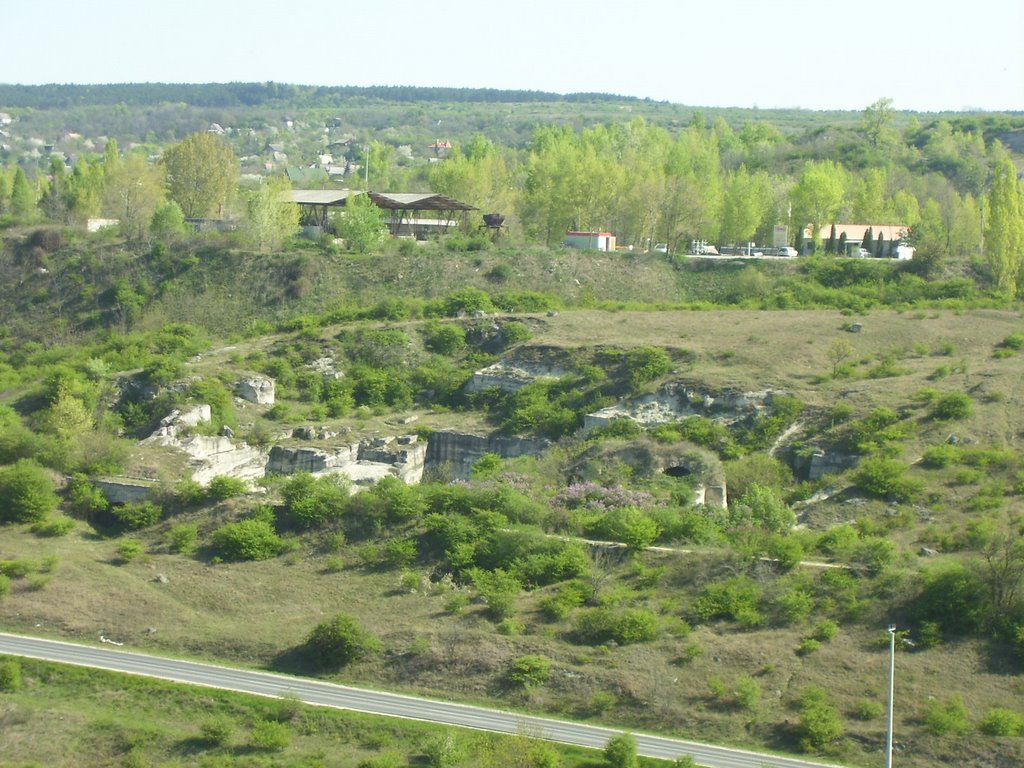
[930,391,972,421]
[507,654,552,688]
[978,708,1024,736]
[211,519,284,561]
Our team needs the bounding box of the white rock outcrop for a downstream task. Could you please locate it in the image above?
[235,377,276,405]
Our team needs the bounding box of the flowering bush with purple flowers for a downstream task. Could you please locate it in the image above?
[552,482,657,513]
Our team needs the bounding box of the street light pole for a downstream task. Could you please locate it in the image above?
[886,625,896,768]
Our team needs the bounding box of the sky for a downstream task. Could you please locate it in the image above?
[3,0,1023,113]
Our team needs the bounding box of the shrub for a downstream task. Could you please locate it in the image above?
[603,733,638,768]
[574,606,658,645]
[930,391,972,421]
[200,716,235,746]
[66,474,110,517]
[508,654,552,688]
[734,674,762,710]
[444,287,493,316]
[624,346,672,390]
[728,484,795,534]
[167,523,199,554]
[211,519,283,561]
[501,321,532,346]
[116,539,145,564]
[110,501,162,530]
[854,456,922,502]
[0,459,58,524]
[251,719,291,751]
[923,696,971,736]
[206,475,247,501]
[0,574,11,598]
[922,444,959,468]
[796,638,821,656]
[852,699,884,720]
[811,619,839,641]
[796,686,843,752]
[31,516,76,537]
[423,321,467,356]
[0,659,22,691]
[304,613,381,668]
[979,708,1024,736]
[280,473,349,529]
[998,332,1024,351]
[693,575,763,627]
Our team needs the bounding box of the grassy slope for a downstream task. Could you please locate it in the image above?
[3,232,1024,766]
[2,301,1024,766]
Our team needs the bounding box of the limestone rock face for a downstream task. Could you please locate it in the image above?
[424,431,550,480]
[266,437,426,487]
[236,377,276,405]
[584,382,774,432]
[464,359,570,395]
[149,404,212,438]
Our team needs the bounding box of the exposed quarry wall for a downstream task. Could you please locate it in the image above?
[584,382,773,431]
[424,431,551,480]
[266,436,425,486]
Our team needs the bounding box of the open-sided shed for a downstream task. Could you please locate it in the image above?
[367,192,477,237]
[284,189,357,228]
[282,190,477,236]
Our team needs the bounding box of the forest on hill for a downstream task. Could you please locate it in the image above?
[1,85,1024,768]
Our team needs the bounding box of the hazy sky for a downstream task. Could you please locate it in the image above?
[4,0,1022,112]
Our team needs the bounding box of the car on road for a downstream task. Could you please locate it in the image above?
[652,243,669,254]
[776,246,798,257]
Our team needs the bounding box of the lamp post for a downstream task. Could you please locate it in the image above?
[885,625,896,768]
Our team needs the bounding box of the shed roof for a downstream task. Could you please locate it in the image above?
[367,192,477,211]
[284,189,358,206]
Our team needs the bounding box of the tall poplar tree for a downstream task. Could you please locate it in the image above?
[10,168,36,220]
[985,147,1024,295]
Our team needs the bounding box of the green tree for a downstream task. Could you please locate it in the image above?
[39,155,70,222]
[103,152,165,241]
[338,192,386,252]
[10,167,36,220]
[0,459,58,524]
[304,613,381,668]
[161,132,239,218]
[67,156,103,223]
[149,200,188,241]
[603,733,638,768]
[861,97,897,147]
[791,160,846,244]
[720,164,772,245]
[661,125,723,250]
[985,145,1024,296]
[244,175,299,250]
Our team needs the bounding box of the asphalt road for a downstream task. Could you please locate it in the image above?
[0,632,846,768]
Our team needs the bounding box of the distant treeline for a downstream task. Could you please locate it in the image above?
[0,83,642,109]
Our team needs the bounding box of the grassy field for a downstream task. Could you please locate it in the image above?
[0,656,613,768]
